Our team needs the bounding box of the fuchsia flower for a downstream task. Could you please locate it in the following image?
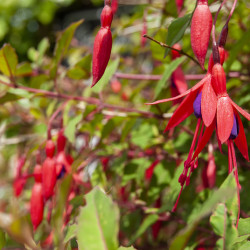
[146,47,250,216]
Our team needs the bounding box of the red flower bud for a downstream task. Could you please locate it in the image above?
[42,157,57,199]
[34,164,42,183]
[101,5,113,28]
[191,0,212,69]
[45,140,55,158]
[211,63,227,97]
[207,47,226,73]
[30,182,44,230]
[91,27,112,87]
[111,0,118,14]
[57,129,66,152]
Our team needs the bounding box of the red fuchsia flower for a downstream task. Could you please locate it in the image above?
[56,129,72,178]
[91,1,113,87]
[30,164,44,231]
[42,140,57,200]
[145,160,160,182]
[170,44,188,105]
[146,48,229,211]
[111,0,118,14]
[147,47,226,129]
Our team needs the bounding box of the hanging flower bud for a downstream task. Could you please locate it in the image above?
[91,2,113,88]
[211,63,227,97]
[42,157,57,200]
[34,164,42,183]
[111,0,118,15]
[46,140,55,158]
[30,182,44,230]
[191,0,212,69]
[57,129,66,153]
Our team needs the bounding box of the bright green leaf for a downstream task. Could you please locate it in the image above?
[164,14,192,57]
[16,62,32,77]
[77,187,119,250]
[91,57,120,93]
[64,114,82,143]
[0,44,18,77]
[129,214,158,244]
[51,20,84,78]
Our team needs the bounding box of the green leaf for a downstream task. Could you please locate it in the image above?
[16,62,32,77]
[37,37,50,64]
[169,223,196,250]
[51,20,84,78]
[64,114,82,143]
[51,175,72,248]
[238,218,250,236]
[164,14,192,57]
[210,203,238,250]
[92,57,120,93]
[238,242,250,250]
[154,56,185,98]
[169,173,237,249]
[67,67,88,80]
[129,214,158,244]
[64,224,77,244]
[77,187,119,250]
[0,44,18,77]
[0,93,22,104]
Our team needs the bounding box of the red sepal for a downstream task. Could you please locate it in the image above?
[201,77,217,127]
[217,97,234,143]
[234,111,249,161]
[164,89,199,132]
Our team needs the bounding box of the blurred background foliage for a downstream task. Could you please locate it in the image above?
[0,0,249,249]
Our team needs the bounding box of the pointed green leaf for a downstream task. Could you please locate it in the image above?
[129,214,158,244]
[91,57,120,93]
[16,62,32,77]
[64,114,82,143]
[51,20,84,78]
[0,44,18,77]
[77,187,119,250]
[164,14,192,57]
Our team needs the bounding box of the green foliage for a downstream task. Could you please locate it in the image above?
[0,0,249,249]
[77,187,119,250]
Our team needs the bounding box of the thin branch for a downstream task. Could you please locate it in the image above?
[115,72,249,81]
[0,79,164,120]
[143,34,201,67]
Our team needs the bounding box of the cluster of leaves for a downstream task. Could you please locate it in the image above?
[0,0,249,249]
